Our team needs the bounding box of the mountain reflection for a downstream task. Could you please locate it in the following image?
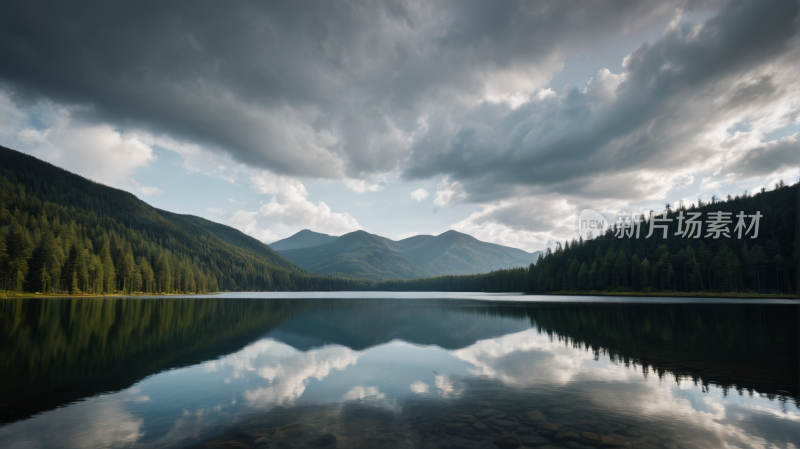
[1,296,797,426]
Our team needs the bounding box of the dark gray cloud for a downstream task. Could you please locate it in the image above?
[730,134,800,177]
[0,0,710,182]
[1,0,796,214]
[405,0,800,202]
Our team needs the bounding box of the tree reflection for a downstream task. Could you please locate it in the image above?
[1,297,796,424]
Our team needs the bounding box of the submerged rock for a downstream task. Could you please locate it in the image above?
[493,436,521,449]
[642,435,660,444]
[598,435,623,447]
[472,422,489,431]
[447,422,470,432]
[215,443,251,449]
[525,411,548,422]
[564,442,593,449]
[449,435,479,448]
[307,434,337,447]
[552,432,579,443]
[519,434,550,447]
[537,423,562,436]
[488,418,517,429]
[253,436,271,447]
[452,414,480,422]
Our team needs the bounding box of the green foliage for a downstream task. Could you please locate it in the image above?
[525,183,798,295]
[0,146,370,294]
[363,267,528,292]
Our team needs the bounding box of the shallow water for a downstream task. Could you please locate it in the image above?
[0,294,797,449]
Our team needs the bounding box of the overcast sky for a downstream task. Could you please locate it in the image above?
[1,0,798,251]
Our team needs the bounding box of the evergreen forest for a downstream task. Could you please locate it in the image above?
[0,146,367,294]
[524,182,797,295]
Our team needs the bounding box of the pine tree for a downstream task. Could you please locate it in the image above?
[7,224,34,291]
[100,240,115,293]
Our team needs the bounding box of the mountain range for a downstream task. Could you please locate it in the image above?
[270,229,543,280]
[0,145,539,290]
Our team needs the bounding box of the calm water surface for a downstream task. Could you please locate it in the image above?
[0,293,798,449]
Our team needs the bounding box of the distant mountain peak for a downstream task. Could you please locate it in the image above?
[269,229,337,251]
[274,227,542,280]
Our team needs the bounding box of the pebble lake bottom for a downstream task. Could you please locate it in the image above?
[0,292,797,449]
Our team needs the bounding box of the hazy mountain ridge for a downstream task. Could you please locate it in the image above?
[274,228,543,280]
[269,229,338,251]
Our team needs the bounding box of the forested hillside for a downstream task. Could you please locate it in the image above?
[0,146,366,294]
[361,182,798,295]
[527,182,797,294]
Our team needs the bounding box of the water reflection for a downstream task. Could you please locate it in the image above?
[0,296,797,449]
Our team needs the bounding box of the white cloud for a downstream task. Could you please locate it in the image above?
[4,99,157,192]
[228,175,362,240]
[141,134,241,184]
[98,124,364,242]
[411,188,429,201]
[203,339,361,409]
[342,386,385,401]
[700,177,721,192]
[450,197,576,252]
[130,178,163,196]
[206,207,223,215]
[245,172,361,240]
[434,177,467,207]
[228,210,278,243]
[0,393,144,449]
[343,178,383,193]
[410,381,430,394]
[452,218,551,254]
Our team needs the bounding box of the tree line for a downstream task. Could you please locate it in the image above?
[0,176,370,294]
[0,178,219,294]
[527,181,796,294]
[363,182,798,294]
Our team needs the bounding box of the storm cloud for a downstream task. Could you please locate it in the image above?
[0,0,797,249]
[405,0,799,201]
[1,0,736,181]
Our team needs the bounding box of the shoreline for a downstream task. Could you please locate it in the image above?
[1,290,796,300]
[0,292,222,299]
[541,290,799,299]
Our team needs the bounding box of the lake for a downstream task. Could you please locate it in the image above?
[0,293,798,449]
